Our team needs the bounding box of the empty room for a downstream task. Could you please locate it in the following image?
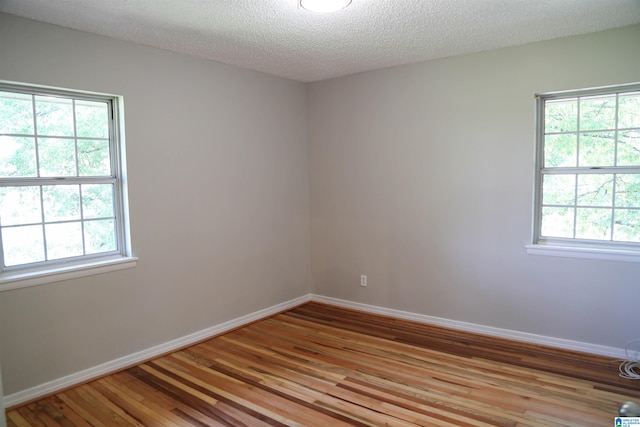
[1,0,640,425]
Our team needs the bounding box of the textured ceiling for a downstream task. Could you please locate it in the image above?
[1,0,640,82]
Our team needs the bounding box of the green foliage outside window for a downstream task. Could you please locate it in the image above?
[0,89,119,268]
[540,90,640,244]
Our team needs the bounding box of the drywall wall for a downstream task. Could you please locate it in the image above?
[0,13,310,395]
[0,361,5,427]
[308,24,640,349]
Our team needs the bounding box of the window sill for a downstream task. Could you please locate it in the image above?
[526,244,640,263]
[0,256,138,292]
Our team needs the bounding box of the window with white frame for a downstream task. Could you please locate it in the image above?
[0,83,133,282]
[531,83,640,257]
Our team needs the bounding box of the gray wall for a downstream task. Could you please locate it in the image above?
[308,25,640,348]
[0,13,310,395]
[0,361,4,427]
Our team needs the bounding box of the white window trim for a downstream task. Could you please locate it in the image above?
[529,82,640,262]
[526,244,640,263]
[0,256,138,292]
[0,81,136,288]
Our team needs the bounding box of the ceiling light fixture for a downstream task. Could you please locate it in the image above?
[300,0,352,13]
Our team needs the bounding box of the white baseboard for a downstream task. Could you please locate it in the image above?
[3,294,311,408]
[309,294,627,360]
[4,292,626,408]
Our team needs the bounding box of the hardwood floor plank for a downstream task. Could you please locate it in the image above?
[289,303,640,391]
[6,410,41,427]
[6,302,639,426]
[153,356,364,427]
[171,352,368,427]
[135,362,295,427]
[29,398,83,427]
[56,390,111,427]
[90,377,176,426]
[15,406,50,427]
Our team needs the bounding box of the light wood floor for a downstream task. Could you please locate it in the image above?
[7,302,640,426]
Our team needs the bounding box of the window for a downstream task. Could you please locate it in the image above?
[529,83,640,261]
[0,82,135,288]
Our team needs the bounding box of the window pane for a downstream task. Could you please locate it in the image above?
[579,132,615,167]
[43,185,80,222]
[0,91,34,135]
[541,207,574,238]
[542,174,575,205]
[544,134,577,167]
[75,100,108,138]
[45,222,83,260]
[545,99,577,133]
[577,174,614,207]
[35,96,74,137]
[580,95,616,131]
[614,209,640,243]
[82,184,114,219]
[617,131,640,166]
[538,85,640,248]
[2,225,45,267]
[0,136,37,177]
[38,137,76,176]
[616,174,640,208]
[575,208,612,240]
[618,92,640,129]
[84,219,116,254]
[78,139,111,176]
[0,186,42,226]
[0,84,127,271]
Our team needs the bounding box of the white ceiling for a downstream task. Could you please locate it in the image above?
[1,0,640,82]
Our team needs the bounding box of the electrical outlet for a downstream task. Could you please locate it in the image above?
[360,275,367,287]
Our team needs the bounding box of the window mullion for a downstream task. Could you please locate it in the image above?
[572,174,578,239]
[576,96,582,168]
[0,176,116,186]
[541,166,640,174]
[71,99,87,256]
[533,96,546,243]
[572,98,581,239]
[73,99,80,177]
[610,94,619,241]
[611,173,617,241]
[614,93,620,168]
[108,98,125,254]
[39,185,48,262]
[32,94,41,179]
